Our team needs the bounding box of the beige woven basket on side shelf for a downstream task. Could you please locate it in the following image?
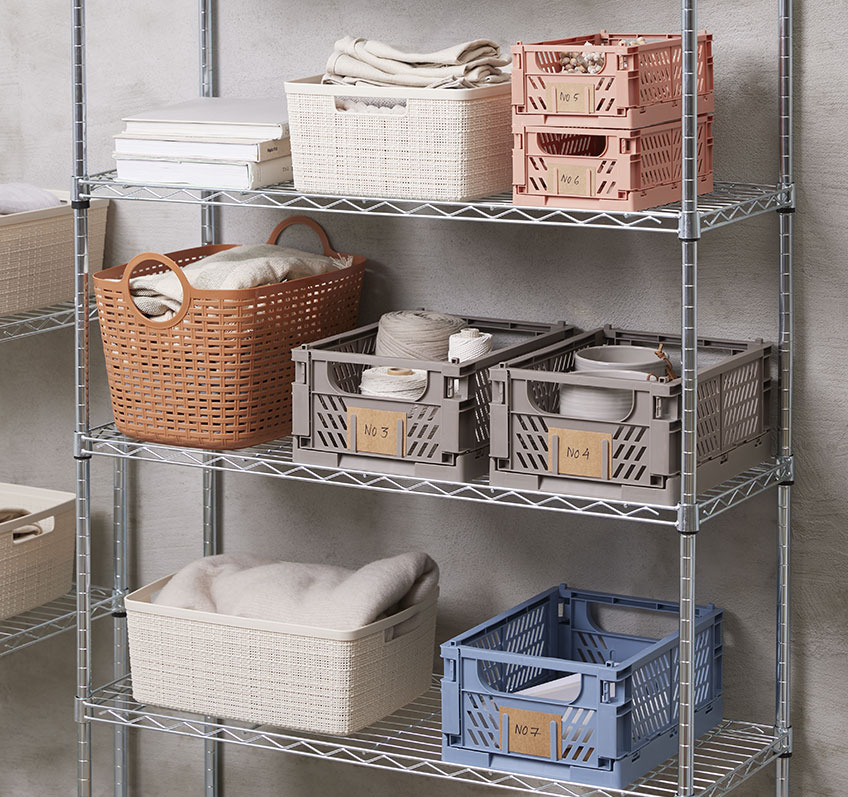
[0,191,109,316]
[0,483,76,620]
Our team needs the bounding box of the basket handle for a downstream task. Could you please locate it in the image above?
[120,252,193,329]
[266,216,335,256]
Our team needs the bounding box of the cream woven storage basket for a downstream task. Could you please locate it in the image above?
[126,575,438,734]
[0,191,108,316]
[0,483,75,620]
[285,76,512,201]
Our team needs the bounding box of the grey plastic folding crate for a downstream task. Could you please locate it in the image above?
[291,315,574,481]
[489,326,772,505]
[441,585,723,789]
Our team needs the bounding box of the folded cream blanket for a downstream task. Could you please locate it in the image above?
[125,244,352,321]
[323,36,511,88]
[0,183,62,215]
[154,552,439,635]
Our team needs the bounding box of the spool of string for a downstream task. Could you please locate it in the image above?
[360,367,428,401]
[448,327,493,362]
[375,310,466,360]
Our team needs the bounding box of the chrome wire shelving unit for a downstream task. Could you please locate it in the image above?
[69,2,795,797]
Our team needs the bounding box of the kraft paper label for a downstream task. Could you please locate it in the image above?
[548,82,594,114]
[548,427,613,479]
[347,406,406,457]
[548,165,594,197]
[499,706,561,759]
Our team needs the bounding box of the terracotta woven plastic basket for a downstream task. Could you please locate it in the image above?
[94,217,365,450]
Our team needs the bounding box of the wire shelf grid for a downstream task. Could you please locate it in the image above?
[82,424,789,527]
[0,300,98,342]
[83,675,788,797]
[0,585,113,657]
[81,173,792,235]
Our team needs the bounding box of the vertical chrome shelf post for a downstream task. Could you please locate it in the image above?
[776,0,795,795]
[112,456,129,797]
[199,2,222,795]
[71,1,93,796]
[677,1,700,795]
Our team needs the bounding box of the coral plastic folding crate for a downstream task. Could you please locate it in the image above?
[489,326,772,505]
[513,115,713,212]
[441,586,723,789]
[512,31,714,129]
[292,316,573,481]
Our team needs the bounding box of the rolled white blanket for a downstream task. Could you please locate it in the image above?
[124,244,352,321]
[154,552,439,636]
[323,36,511,89]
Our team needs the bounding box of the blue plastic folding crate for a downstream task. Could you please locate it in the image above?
[441,586,723,788]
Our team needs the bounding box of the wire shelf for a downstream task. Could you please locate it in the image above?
[84,674,787,797]
[0,300,98,343]
[82,424,789,527]
[81,172,792,235]
[0,585,113,658]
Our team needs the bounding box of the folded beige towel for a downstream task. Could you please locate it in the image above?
[324,36,511,88]
[154,552,439,636]
[125,244,352,320]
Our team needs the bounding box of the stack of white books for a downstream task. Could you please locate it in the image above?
[113,97,291,190]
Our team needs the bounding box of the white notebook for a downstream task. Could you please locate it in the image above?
[114,134,290,163]
[113,154,293,190]
[122,97,289,140]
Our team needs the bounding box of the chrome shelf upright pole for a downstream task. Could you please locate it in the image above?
[199,3,222,795]
[112,455,129,797]
[71,1,92,795]
[776,0,794,794]
[678,1,700,795]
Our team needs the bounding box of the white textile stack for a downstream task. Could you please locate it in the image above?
[112,97,292,190]
[323,36,511,88]
[154,552,439,637]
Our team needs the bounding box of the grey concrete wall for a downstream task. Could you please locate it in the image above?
[1,1,846,795]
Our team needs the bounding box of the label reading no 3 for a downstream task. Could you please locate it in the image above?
[347,406,406,457]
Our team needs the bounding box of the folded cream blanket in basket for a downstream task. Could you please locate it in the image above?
[125,244,351,321]
[154,552,439,636]
[323,36,511,88]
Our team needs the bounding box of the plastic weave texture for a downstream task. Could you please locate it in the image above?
[291,317,573,480]
[126,581,438,735]
[513,115,713,212]
[93,217,365,450]
[0,483,75,621]
[512,31,714,129]
[441,585,723,789]
[287,84,513,201]
[0,195,108,315]
[489,326,772,505]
